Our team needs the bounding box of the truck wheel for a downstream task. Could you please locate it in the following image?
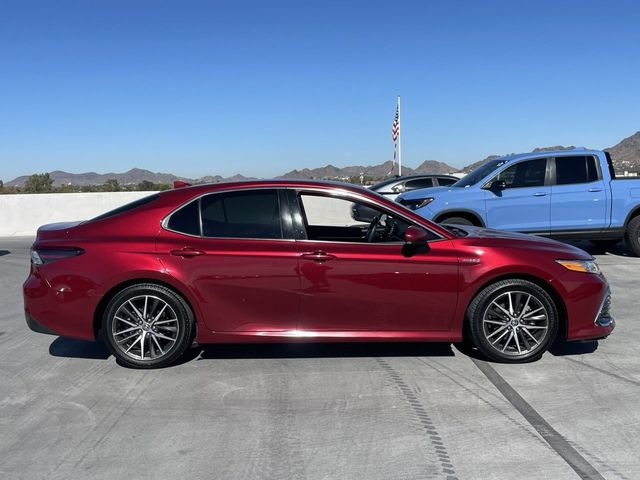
[624,216,640,257]
[440,216,474,226]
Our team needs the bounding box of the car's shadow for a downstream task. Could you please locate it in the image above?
[49,336,111,360]
[195,341,456,361]
[453,337,599,362]
[549,338,599,356]
[48,336,598,365]
[0,250,9,257]
[48,337,457,364]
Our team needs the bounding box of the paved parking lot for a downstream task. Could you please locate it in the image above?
[1,237,639,480]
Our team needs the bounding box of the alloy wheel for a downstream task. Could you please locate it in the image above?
[111,295,180,361]
[481,290,549,357]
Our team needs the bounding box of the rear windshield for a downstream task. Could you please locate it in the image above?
[90,194,160,222]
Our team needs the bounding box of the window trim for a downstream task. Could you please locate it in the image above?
[289,187,446,245]
[161,187,293,241]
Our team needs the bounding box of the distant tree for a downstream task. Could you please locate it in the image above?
[137,180,155,191]
[57,183,76,193]
[103,179,120,192]
[24,173,53,193]
[0,180,3,192]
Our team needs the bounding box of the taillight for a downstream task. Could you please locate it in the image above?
[30,248,84,265]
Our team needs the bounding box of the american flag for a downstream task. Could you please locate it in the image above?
[391,105,400,143]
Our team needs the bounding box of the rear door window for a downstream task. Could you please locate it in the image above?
[167,199,200,236]
[404,178,435,190]
[555,156,600,185]
[436,177,457,186]
[200,190,283,239]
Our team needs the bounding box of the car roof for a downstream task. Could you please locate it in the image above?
[497,148,601,164]
[371,173,458,190]
[160,178,375,198]
[153,178,456,240]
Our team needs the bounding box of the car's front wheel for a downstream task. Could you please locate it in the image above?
[467,279,558,362]
[103,283,194,369]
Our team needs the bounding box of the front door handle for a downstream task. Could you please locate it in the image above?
[588,188,603,192]
[533,192,547,197]
[300,251,336,262]
[170,247,205,258]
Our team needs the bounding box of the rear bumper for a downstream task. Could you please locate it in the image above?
[25,312,59,336]
[23,266,99,341]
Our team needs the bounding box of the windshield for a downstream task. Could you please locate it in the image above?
[453,159,508,188]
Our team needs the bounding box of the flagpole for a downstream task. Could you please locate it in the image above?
[397,95,402,176]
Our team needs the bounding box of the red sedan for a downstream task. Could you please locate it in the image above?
[24,180,614,368]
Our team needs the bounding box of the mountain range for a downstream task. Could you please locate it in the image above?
[5,131,640,187]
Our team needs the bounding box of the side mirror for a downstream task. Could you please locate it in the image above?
[489,180,507,191]
[404,226,429,246]
[392,183,406,193]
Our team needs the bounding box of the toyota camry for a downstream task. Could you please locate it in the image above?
[24,180,614,368]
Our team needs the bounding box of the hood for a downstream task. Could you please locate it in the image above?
[397,186,458,201]
[449,225,593,259]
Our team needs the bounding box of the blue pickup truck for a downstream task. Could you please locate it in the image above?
[396,149,640,255]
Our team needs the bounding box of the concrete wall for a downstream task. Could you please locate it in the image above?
[0,192,154,236]
[0,191,360,236]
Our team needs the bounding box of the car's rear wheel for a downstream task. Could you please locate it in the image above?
[467,279,558,362]
[624,216,640,257]
[103,283,194,369]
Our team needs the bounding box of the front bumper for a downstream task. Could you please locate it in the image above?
[594,288,614,328]
[562,275,615,341]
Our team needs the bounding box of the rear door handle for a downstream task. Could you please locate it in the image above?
[300,251,336,262]
[170,247,205,258]
[533,192,547,197]
[588,188,603,192]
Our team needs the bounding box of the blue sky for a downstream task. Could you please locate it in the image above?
[1,0,639,180]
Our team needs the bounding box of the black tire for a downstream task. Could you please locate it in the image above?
[102,283,195,369]
[440,216,474,226]
[624,216,640,257]
[466,279,558,363]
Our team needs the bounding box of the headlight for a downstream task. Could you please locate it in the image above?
[399,197,434,210]
[556,259,601,274]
